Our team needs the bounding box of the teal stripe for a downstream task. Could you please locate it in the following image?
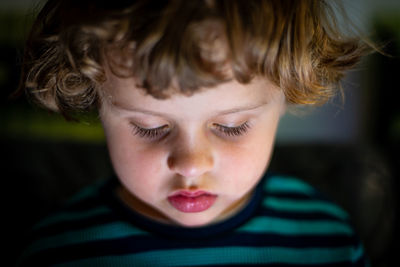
[265,176,315,195]
[55,246,360,266]
[65,186,98,205]
[264,197,349,220]
[65,179,108,205]
[33,206,112,230]
[352,243,365,262]
[21,222,148,261]
[237,217,353,235]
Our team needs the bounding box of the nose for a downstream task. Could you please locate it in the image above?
[167,136,214,178]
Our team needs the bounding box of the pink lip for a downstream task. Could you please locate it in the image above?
[168,190,217,213]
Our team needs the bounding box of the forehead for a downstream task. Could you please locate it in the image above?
[102,71,283,116]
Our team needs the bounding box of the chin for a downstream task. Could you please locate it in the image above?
[171,214,216,228]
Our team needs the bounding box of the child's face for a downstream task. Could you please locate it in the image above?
[100,73,285,227]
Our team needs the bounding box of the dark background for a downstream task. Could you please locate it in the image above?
[1,1,399,266]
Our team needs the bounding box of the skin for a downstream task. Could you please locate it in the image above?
[100,73,286,227]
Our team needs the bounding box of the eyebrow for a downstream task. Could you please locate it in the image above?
[111,101,268,117]
[214,102,268,115]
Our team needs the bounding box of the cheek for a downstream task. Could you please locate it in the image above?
[104,125,166,190]
[217,118,279,193]
[218,132,275,185]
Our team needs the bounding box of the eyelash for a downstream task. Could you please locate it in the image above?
[213,122,251,137]
[131,124,169,140]
[130,122,251,140]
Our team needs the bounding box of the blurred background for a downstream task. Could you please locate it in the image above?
[1,0,398,266]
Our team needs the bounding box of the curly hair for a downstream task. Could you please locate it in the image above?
[18,0,372,117]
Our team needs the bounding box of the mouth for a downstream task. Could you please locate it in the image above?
[167,190,217,213]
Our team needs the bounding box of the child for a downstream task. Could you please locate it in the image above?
[17,0,372,266]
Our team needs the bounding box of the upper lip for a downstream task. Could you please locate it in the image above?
[169,190,214,197]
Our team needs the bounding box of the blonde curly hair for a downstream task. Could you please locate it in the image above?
[18,0,372,118]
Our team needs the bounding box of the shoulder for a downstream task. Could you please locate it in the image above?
[236,174,369,265]
[262,175,350,220]
[16,179,146,266]
[30,179,112,231]
[257,175,356,239]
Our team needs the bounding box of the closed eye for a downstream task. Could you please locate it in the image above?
[130,123,170,140]
[213,122,251,137]
[130,121,250,140]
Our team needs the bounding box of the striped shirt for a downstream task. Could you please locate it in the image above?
[17,174,368,266]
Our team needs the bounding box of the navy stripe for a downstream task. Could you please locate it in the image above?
[187,263,359,267]
[23,245,362,267]
[256,207,347,222]
[54,246,364,266]
[186,263,359,267]
[46,231,359,253]
[29,213,119,239]
[267,191,330,201]
[263,197,348,221]
[22,231,359,266]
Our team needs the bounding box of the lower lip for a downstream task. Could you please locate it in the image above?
[168,194,217,213]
